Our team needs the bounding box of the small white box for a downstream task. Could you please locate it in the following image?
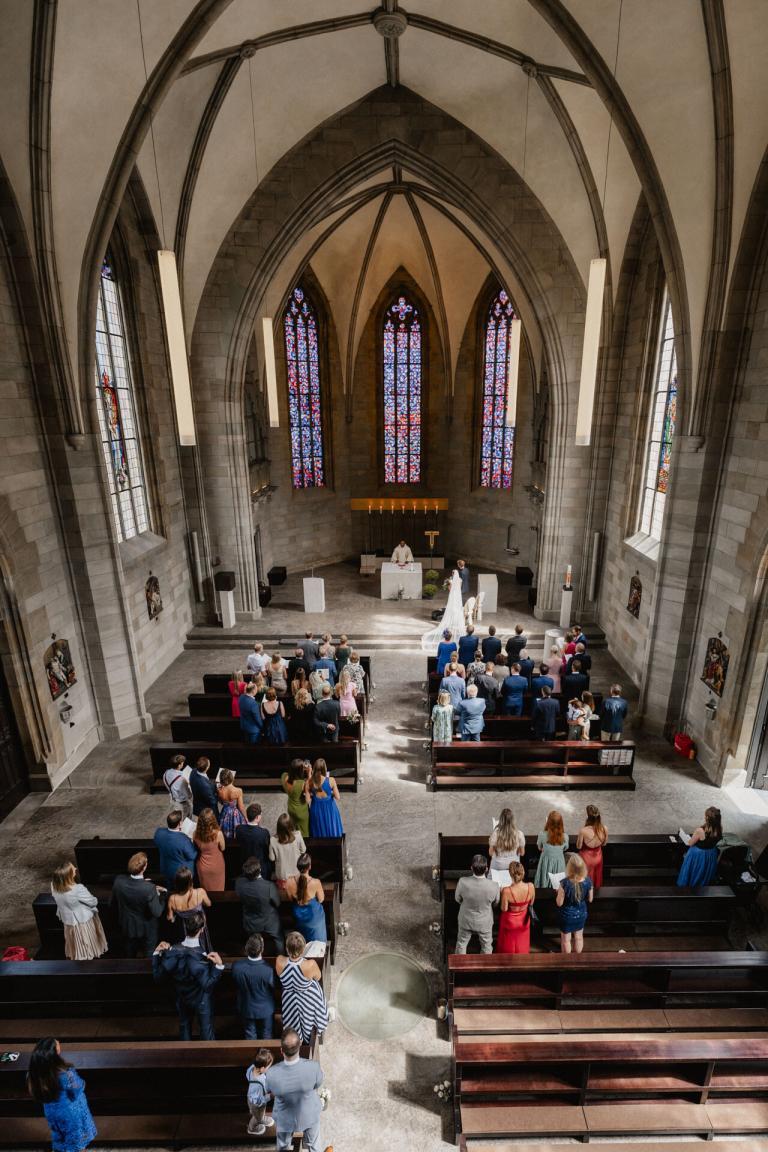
[477,573,498,614]
[303,577,325,613]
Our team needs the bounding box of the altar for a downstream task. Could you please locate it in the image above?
[380,562,422,600]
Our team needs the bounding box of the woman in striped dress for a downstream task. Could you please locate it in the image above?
[275,932,330,1042]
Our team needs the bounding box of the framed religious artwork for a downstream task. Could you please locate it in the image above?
[44,639,77,701]
[627,573,642,618]
[145,574,163,621]
[701,635,729,697]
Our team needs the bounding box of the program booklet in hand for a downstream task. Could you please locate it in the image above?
[304,940,326,959]
[549,871,566,889]
[678,828,692,846]
[181,817,197,841]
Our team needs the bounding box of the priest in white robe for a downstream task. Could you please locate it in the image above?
[391,540,414,565]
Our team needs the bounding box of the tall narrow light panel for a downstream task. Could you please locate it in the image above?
[262,317,279,428]
[505,316,522,427]
[157,250,196,446]
[575,257,607,446]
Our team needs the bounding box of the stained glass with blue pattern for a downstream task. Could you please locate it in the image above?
[383,295,421,483]
[480,289,515,488]
[639,292,677,538]
[284,286,325,488]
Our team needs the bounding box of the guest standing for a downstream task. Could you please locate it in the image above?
[239,682,263,744]
[290,688,316,742]
[532,685,559,739]
[518,650,535,685]
[276,933,330,1043]
[436,630,457,677]
[534,811,568,889]
[454,854,499,954]
[475,663,500,714]
[236,803,271,876]
[27,1038,97,1152]
[235,858,284,954]
[264,1028,324,1152]
[430,690,454,746]
[456,558,470,599]
[270,815,307,890]
[488,809,526,880]
[50,863,108,961]
[152,914,224,1040]
[346,651,366,695]
[481,625,502,664]
[244,1047,276,1137]
[496,862,535,955]
[501,664,528,716]
[505,625,527,665]
[162,755,193,820]
[166,866,211,952]
[228,670,247,717]
[193,808,226,891]
[111,852,166,958]
[307,759,344,837]
[440,666,466,710]
[677,807,722,887]
[284,854,327,943]
[281,760,311,838]
[190,757,218,817]
[247,644,268,675]
[313,683,340,742]
[335,634,351,673]
[233,936,276,1040]
[547,646,564,693]
[455,683,486,741]
[261,687,289,745]
[600,684,629,742]
[576,805,608,887]
[458,626,478,669]
[154,810,198,884]
[556,854,593,953]
[530,664,555,698]
[336,668,358,718]
[267,653,289,698]
[288,648,311,688]
[309,667,326,702]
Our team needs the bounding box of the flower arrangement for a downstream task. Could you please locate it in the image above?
[318,1086,332,1111]
[433,1079,452,1102]
[425,568,440,582]
[423,583,438,599]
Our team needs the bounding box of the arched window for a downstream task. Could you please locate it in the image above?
[639,290,677,539]
[283,286,325,488]
[94,256,150,541]
[480,288,516,488]
[383,294,422,483]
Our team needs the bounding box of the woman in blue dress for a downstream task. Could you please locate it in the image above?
[260,687,288,745]
[284,853,327,942]
[677,806,722,887]
[436,630,458,676]
[556,854,593,954]
[27,1038,97,1152]
[306,759,344,838]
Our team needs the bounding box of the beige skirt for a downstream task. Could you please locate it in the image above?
[63,913,108,960]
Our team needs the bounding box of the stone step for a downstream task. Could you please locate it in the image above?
[184,629,607,652]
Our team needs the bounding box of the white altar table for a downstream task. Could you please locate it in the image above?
[380,562,422,600]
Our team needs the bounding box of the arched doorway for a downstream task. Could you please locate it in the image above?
[0,657,29,818]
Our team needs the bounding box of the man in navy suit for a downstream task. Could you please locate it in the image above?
[236,803,271,877]
[518,650,535,686]
[152,913,224,1040]
[566,642,592,674]
[232,933,276,1039]
[530,663,555,699]
[481,625,502,664]
[501,664,528,716]
[458,626,478,669]
[190,757,218,817]
[239,682,263,744]
[532,685,560,740]
[153,810,197,883]
[562,659,589,700]
[456,559,470,600]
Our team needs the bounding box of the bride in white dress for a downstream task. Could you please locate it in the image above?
[421,569,466,652]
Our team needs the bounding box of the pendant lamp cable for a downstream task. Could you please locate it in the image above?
[600,0,624,215]
[247,56,261,188]
[136,0,167,248]
[521,71,531,183]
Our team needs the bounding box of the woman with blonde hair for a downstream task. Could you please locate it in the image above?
[547,646,563,693]
[577,805,608,886]
[193,808,226,891]
[431,689,454,745]
[309,666,326,702]
[290,687,316,743]
[50,863,108,960]
[497,861,536,954]
[267,652,288,698]
[337,667,358,718]
[534,810,568,888]
[489,808,526,879]
[269,813,306,888]
[556,853,593,953]
[276,931,330,1042]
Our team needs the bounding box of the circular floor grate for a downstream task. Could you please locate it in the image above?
[334,950,431,1040]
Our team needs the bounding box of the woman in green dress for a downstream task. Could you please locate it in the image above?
[280,759,311,838]
[534,810,569,888]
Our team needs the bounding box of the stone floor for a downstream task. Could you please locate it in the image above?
[2,561,768,1151]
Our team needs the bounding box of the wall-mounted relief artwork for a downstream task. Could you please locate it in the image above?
[626,573,642,618]
[146,574,163,621]
[44,639,76,700]
[701,635,729,697]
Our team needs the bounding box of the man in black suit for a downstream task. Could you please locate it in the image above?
[152,913,224,1040]
[518,650,535,686]
[505,625,527,665]
[566,643,592,675]
[190,757,218,817]
[234,857,284,954]
[475,663,500,714]
[236,803,271,878]
[111,852,166,957]
[532,685,560,740]
[287,647,311,686]
[313,683,340,742]
[481,625,502,664]
[232,933,276,1039]
[562,659,589,699]
[301,632,319,668]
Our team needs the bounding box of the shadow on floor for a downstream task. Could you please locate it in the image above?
[388,1052,454,1143]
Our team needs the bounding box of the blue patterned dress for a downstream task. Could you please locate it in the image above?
[43,1069,97,1152]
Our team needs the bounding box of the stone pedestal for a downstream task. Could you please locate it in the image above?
[477,573,498,614]
[303,577,325,613]
[559,587,573,630]
[220,589,236,629]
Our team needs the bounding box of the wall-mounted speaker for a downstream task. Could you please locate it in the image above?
[267,566,287,586]
[213,570,236,592]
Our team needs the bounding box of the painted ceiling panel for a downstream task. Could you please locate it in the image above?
[0,0,34,245]
[408,0,580,71]
[399,27,597,288]
[183,25,385,337]
[194,0,373,58]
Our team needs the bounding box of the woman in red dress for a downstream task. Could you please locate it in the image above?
[496,862,535,955]
[576,804,608,888]
[228,669,246,717]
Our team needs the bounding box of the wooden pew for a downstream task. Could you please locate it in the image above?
[438,833,685,887]
[0,1039,316,1148]
[33,882,341,963]
[170,714,363,746]
[203,654,373,697]
[430,740,636,790]
[440,881,736,958]
[149,740,360,793]
[0,956,327,1043]
[74,835,348,901]
[189,690,368,729]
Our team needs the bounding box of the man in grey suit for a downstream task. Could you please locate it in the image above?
[454,854,499,954]
[265,1029,325,1152]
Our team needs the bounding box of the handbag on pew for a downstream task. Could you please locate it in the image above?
[1,946,30,962]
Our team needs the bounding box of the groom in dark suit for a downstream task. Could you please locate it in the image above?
[152,913,224,1040]
[456,558,470,600]
[111,851,166,957]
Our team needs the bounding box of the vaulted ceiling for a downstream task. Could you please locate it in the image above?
[1,0,767,423]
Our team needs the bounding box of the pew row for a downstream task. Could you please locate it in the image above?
[188,690,367,729]
[74,835,348,901]
[430,740,636,790]
[34,882,341,963]
[203,654,373,698]
[149,740,359,794]
[170,714,363,747]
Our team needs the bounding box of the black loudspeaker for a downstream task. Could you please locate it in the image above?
[431,609,443,621]
[214,570,236,592]
[258,583,272,608]
[267,566,287,586]
[516,566,534,586]
[528,586,537,612]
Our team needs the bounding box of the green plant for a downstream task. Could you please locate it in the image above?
[425,569,440,581]
[423,583,438,598]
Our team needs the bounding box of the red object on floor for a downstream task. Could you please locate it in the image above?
[1,946,30,962]
[674,732,695,758]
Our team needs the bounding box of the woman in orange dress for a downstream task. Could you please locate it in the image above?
[496,862,535,955]
[193,808,226,891]
[576,804,608,888]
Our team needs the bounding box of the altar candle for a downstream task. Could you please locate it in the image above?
[565,564,572,587]
[423,503,427,515]
[401,503,405,515]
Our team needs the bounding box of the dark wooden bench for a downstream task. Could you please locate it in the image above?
[0,1040,316,1148]
[438,833,686,887]
[203,653,373,696]
[170,714,363,746]
[34,881,341,963]
[430,740,636,790]
[0,955,327,1042]
[453,1033,768,1145]
[189,690,368,729]
[74,835,348,900]
[149,740,359,793]
[441,882,736,958]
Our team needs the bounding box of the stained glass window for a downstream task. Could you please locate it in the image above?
[94,257,150,542]
[639,290,677,539]
[284,286,325,488]
[383,294,421,483]
[480,289,516,488]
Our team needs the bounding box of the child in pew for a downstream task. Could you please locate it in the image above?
[245,1047,276,1137]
